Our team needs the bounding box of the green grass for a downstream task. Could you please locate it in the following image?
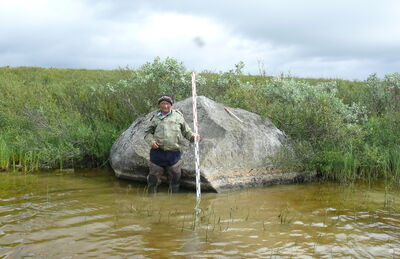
[0,66,134,170]
[0,58,399,186]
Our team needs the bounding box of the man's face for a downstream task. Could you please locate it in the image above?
[159,101,172,114]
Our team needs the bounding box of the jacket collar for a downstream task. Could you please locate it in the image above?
[157,109,172,119]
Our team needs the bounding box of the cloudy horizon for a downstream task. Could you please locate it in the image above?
[1,0,399,80]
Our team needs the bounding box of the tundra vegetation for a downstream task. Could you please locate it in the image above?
[0,58,399,186]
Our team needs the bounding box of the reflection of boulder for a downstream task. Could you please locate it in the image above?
[110,96,314,193]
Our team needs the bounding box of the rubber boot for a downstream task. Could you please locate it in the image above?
[171,184,180,193]
[148,185,157,193]
[167,160,182,194]
[147,174,159,193]
[147,162,164,194]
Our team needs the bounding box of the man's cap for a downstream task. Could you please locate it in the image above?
[158,95,174,105]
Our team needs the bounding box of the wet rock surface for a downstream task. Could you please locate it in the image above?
[110,96,314,192]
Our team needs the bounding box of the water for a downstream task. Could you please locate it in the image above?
[1,169,399,258]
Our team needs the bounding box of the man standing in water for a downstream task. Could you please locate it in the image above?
[144,95,199,193]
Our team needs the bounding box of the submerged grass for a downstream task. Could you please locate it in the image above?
[0,59,399,185]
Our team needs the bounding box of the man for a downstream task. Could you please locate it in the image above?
[144,95,199,193]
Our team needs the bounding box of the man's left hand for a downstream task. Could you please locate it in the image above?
[193,133,201,142]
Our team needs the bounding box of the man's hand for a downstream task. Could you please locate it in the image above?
[193,133,201,142]
[151,142,160,149]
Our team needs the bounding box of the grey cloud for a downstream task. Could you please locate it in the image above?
[1,0,399,79]
[82,0,400,59]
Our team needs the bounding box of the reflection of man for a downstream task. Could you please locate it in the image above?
[144,95,199,193]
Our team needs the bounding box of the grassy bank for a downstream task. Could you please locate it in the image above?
[1,58,399,185]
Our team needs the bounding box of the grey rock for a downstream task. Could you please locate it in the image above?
[110,96,315,192]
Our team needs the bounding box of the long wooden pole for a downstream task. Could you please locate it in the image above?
[191,72,201,203]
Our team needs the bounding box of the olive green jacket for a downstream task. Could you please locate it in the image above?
[144,109,194,151]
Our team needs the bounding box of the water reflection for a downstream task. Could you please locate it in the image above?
[0,169,399,258]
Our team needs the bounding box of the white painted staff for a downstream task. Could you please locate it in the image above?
[191,72,201,203]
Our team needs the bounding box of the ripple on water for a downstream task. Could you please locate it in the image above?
[1,171,400,258]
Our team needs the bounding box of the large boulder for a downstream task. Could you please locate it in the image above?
[110,96,313,192]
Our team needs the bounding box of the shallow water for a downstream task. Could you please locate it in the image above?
[0,169,399,258]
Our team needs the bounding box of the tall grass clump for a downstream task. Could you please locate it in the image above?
[0,135,11,170]
[0,66,131,170]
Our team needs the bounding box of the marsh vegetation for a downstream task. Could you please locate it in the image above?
[0,58,399,185]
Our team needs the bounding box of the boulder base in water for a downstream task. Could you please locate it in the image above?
[110,96,313,192]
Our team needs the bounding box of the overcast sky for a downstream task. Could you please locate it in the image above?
[1,0,399,80]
